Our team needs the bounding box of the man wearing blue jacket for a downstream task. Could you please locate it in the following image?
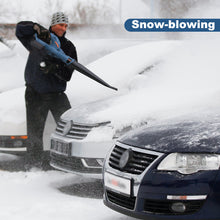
[16,12,77,169]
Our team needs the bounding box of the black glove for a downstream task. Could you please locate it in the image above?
[33,23,51,44]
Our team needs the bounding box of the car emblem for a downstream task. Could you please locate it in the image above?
[119,148,133,170]
[63,120,72,136]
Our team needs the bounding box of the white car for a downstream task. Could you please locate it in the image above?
[49,40,180,178]
[0,39,148,154]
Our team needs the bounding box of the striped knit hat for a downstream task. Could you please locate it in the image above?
[50,12,68,26]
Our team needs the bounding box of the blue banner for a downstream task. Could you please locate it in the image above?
[124,19,220,32]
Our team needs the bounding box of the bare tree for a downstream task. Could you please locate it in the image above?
[0,0,17,22]
[141,0,213,18]
[38,0,64,26]
[155,0,198,18]
[70,0,117,24]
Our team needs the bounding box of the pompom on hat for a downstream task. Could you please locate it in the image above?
[50,12,68,26]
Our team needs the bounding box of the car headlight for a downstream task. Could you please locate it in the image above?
[157,153,220,174]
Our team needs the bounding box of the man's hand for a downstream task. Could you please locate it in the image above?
[33,23,51,44]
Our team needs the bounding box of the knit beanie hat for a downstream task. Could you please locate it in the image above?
[50,12,68,26]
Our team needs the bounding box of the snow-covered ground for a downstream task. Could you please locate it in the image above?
[0,164,134,220]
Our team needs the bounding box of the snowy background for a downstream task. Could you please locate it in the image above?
[0,0,220,220]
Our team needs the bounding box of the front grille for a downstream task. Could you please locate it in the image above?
[55,120,96,140]
[109,145,158,175]
[106,190,136,210]
[50,152,102,174]
[144,199,205,215]
[55,119,110,140]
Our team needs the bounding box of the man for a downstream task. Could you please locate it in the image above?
[16,12,77,169]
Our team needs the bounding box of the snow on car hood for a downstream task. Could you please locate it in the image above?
[119,113,220,154]
[61,97,114,124]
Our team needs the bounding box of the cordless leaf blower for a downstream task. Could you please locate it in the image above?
[35,33,118,91]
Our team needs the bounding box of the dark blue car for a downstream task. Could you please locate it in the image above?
[103,114,220,220]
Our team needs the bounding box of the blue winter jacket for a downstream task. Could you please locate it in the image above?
[16,21,77,94]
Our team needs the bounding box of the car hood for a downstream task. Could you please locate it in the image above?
[61,92,149,131]
[119,116,220,153]
[61,97,114,124]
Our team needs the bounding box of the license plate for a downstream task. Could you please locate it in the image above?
[51,139,71,156]
[104,172,131,196]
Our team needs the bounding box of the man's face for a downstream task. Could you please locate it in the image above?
[51,23,68,37]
